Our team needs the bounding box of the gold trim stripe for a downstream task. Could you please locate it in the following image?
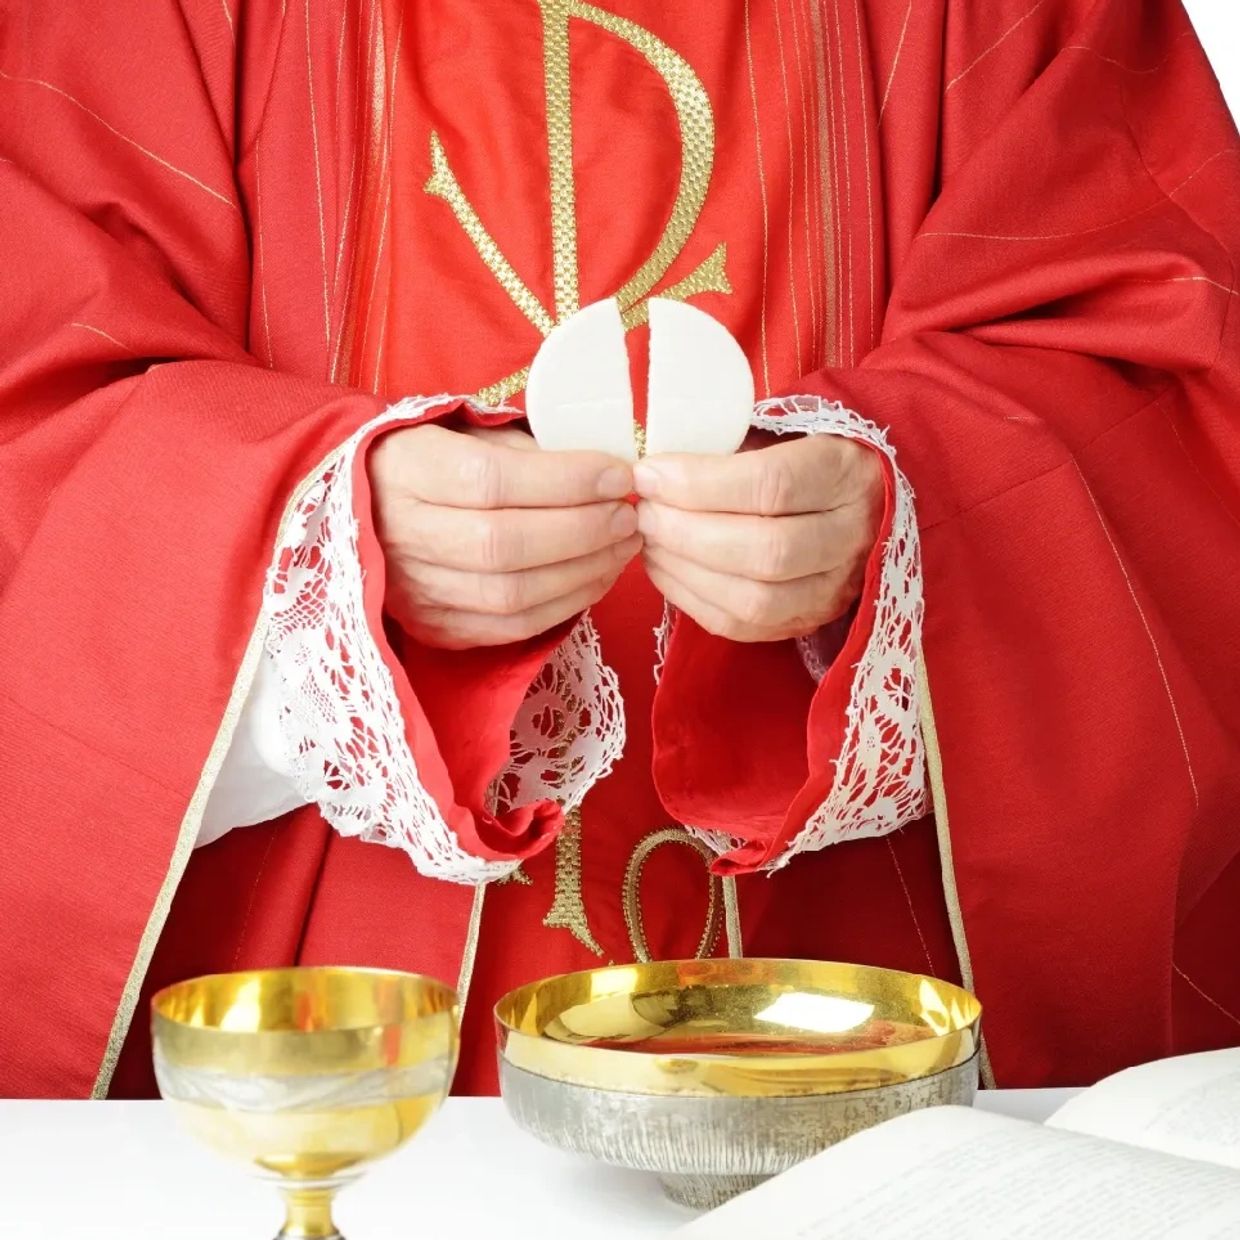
[918,655,995,1089]
[0,67,237,210]
[335,0,351,94]
[885,836,935,976]
[254,148,275,367]
[69,322,136,354]
[331,96,359,307]
[92,462,346,1098]
[1074,464,1199,807]
[305,0,333,353]
[1174,964,1240,1030]
[92,602,269,1095]
[879,0,914,123]
[771,0,804,370]
[1061,29,1191,77]
[808,0,839,367]
[742,0,772,395]
[367,7,407,394]
[456,884,488,1009]
[328,0,381,385]
[851,0,877,349]
[829,0,855,365]
[722,876,744,959]
[355,3,409,392]
[345,0,394,386]
[785,0,820,361]
[944,0,1048,94]
[918,150,1238,246]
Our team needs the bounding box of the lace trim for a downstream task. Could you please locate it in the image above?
[691,396,929,869]
[796,632,830,684]
[261,391,917,883]
[653,602,674,684]
[261,396,622,885]
[489,612,626,817]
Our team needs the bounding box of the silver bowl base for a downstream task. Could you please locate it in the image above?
[500,1053,979,1209]
[659,1172,770,1210]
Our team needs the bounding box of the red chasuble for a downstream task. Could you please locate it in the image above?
[2,0,1239,1098]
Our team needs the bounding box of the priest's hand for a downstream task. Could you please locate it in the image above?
[634,433,883,642]
[370,423,639,649]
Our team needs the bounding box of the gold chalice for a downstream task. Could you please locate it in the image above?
[153,967,458,1239]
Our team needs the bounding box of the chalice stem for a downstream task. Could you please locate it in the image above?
[277,1184,344,1240]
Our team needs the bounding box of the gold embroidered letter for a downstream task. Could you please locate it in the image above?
[426,1,731,404]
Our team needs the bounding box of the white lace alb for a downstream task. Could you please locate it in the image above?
[258,393,923,885]
[260,396,624,885]
[489,612,626,818]
[688,396,929,870]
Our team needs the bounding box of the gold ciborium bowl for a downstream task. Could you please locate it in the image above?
[497,958,981,1210]
[153,967,458,1240]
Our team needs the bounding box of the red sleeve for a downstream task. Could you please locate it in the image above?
[652,0,1240,919]
[651,421,905,874]
[0,1,552,1096]
[351,413,568,866]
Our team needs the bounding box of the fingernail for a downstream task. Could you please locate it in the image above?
[611,504,638,536]
[633,462,660,498]
[598,465,632,499]
[636,503,658,537]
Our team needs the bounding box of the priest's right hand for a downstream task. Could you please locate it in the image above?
[368,422,639,649]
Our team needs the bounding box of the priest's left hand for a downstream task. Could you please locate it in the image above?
[634,432,883,642]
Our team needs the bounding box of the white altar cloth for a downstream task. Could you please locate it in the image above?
[0,1091,1079,1238]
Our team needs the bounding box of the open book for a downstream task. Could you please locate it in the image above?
[677,1047,1240,1238]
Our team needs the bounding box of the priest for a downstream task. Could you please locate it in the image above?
[2,0,1238,1098]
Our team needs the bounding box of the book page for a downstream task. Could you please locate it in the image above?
[676,1105,1240,1239]
[1049,1047,1240,1168]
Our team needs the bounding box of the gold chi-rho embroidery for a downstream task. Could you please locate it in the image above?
[426,2,735,959]
[424,0,732,405]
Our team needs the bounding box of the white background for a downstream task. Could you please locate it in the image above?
[0,1093,1076,1238]
[1184,0,1240,119]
